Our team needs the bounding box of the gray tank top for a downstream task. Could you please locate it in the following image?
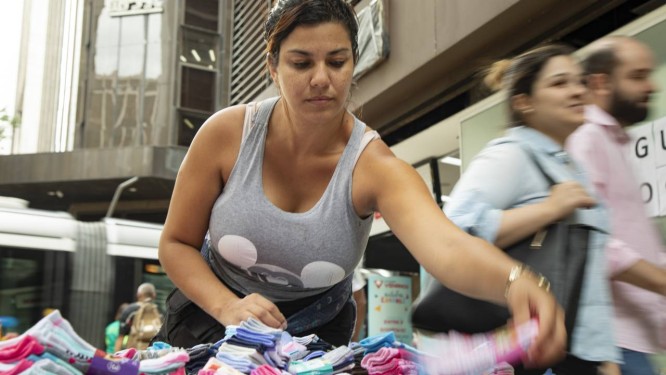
[208,97,378,302]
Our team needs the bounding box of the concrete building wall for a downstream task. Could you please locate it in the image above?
[13,0,84,154]
[15,0,49,154]
[257,0,621,134]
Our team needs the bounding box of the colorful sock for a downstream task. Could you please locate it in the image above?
[234,328,277,348]
[0,358,33,375]
[218,343,267,366]
[302,351,326,361]
[138,350,189,373]
[359,332,396,354]
[199,357,245,375]
[288,358,333,375]
[250,364,283,375]
[215,352,257,373]
[361,347,399,368]
[240,318,283,337]
[0,335,44,362]
[278,340,307,361]
[27,352,81,375]
[322,346,354,371]
[262,350,281,369]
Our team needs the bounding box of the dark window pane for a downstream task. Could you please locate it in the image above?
[177,111,209,146]
[0,248,71,333]
[184,0,218,31]
[180,67,215,112]
[181,28,218,69]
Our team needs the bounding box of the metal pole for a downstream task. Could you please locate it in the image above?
[105,176,139,218]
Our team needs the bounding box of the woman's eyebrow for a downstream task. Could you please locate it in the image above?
[285,48,351,57]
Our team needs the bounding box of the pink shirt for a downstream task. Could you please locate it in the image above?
[567,105,666,353]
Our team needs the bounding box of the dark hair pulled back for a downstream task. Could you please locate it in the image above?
[484,44,575,124]
[264,0,359,67]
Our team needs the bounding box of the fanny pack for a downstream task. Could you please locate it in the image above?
[154,243,353,347]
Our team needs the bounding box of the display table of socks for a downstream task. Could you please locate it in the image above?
[0,310,537,375]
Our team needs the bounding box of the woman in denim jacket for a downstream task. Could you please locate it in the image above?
[443,45,620,374]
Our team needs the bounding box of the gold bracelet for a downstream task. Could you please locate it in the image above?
[504,264,551,299]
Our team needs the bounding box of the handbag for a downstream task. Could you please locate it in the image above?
[411,144,592,344]
[152,287,227,348]
[154,274,356,348]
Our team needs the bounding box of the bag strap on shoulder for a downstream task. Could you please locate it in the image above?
[494,138,558,187]
[517,143,557,187]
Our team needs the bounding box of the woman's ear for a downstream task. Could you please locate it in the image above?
[511,93,534,115]
[267,54,278,83]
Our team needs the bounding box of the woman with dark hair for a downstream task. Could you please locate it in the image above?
[157,0,565,366]
[437,45,621,373]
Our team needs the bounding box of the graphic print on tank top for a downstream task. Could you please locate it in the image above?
[208,97,377,299]
[216,234,346,288]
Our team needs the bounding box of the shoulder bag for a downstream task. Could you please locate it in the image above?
[411,145,591,345]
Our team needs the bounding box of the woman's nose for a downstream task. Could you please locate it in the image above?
[310,64,330,87]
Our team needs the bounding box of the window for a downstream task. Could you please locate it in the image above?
[184,0,219,31]
[177,1,221,145]
[177,110,209,146]
[0,248,71,333]
[181,28,218,69]
[229,0,272,105]
[180,66,216,112]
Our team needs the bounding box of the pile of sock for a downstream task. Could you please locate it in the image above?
[0,310,190,375]
[193,318,356,375]
[0,310,102,374]
[356,332,424,375]
[360,347,421,375]
[2,310,535,375]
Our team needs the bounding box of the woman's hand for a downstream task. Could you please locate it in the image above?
[506,275,567,368]
[598,361,622,375]
[544,181,596,219]
[215,293,287,329]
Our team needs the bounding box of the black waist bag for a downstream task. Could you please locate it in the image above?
[153,274,354,347]
[411,222,590,341]
[152,288,226,348]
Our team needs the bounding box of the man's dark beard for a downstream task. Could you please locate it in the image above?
[610,91,649,125]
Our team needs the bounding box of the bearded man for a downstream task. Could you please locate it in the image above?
[567,35,666,375]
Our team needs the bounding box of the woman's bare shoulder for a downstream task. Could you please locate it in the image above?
[354,133,417,189]
[357,132,410,171]
[194,104,247,143]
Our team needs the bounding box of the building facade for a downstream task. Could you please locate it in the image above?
[1,0,666,354]
[0,0,662,224]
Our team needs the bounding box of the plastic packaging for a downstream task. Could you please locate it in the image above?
[420,318,539,375]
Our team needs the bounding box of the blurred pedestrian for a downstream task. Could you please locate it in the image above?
[434,44,619,374]
[567,35,666,375]
[115,283,162,351]
[105,302,128,354]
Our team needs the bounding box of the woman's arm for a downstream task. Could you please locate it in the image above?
[355,143,566,367]
[361,147,530,304]
[443,144,595,248]
[495,181,596,248]
[159,106,286,329]
[613,259,666,296]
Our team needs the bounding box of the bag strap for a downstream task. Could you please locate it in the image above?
[514,142,558,187]
[130,303,145,330]
[515,140,606,234]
